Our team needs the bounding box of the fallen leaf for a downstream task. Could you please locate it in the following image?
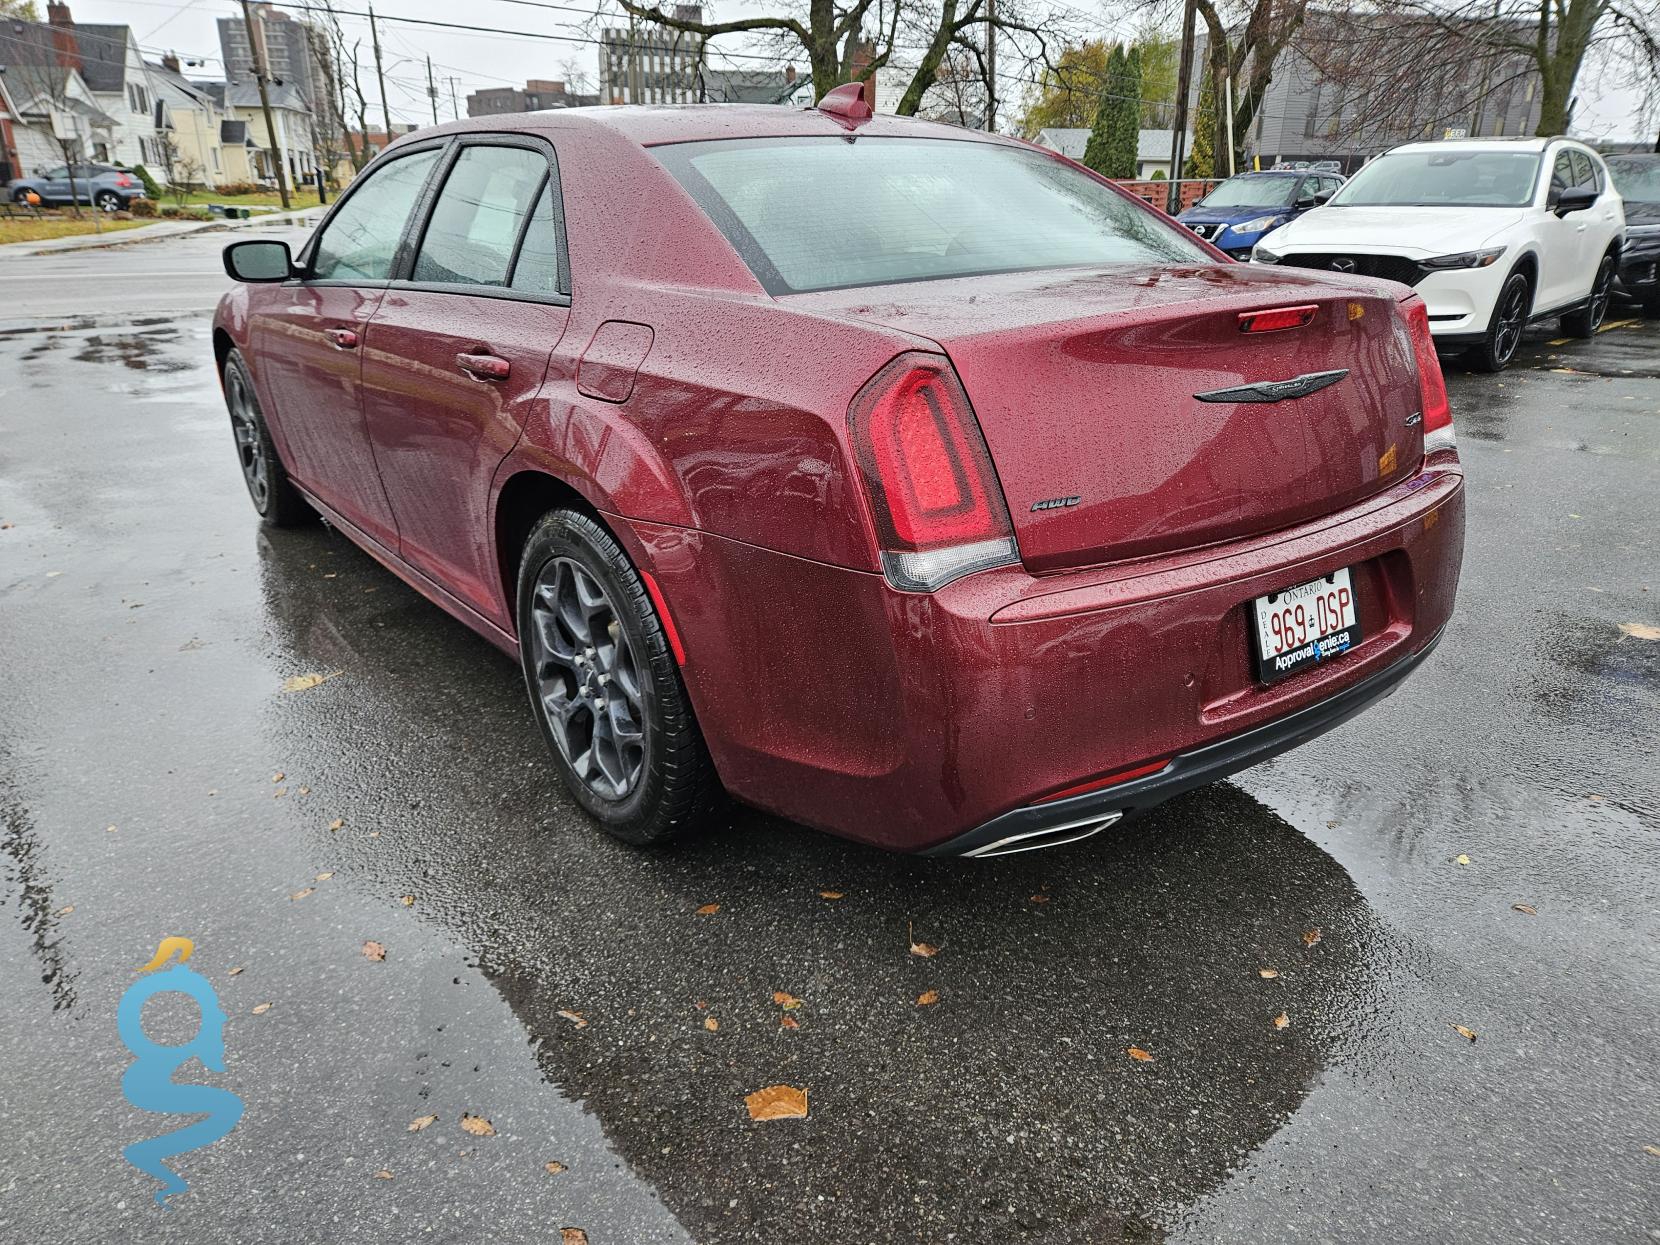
[460,1113,495,1137]
[544,1160,568,1174]
[744,1084,808,1121]
[694,903,720,915]
[272,772,286,782]
[56,905,74,916]
[772,990,803,1010]
[399,895,415,907]
[1273,1013,1290,1030]
[1450,1024,1478,1043]
[329,818,345,831]
[297,786,311,796]
[1029,894,1050,904]
[315,871,334,882]
[1258,968,1279,979]
[1455,854,1471,866]
[362,941,386,962]
[561,1230,589,1245]
[556,1009,588,1029]
[1619,622,1660,641]
[252,1002,273,1015]
[290,887,314,901]
[106,824,117,832]
[818,890,844,900]
[1127,1046,1154,1063]
[1302,927,1322,946]
[703,1016,719,1032]
[273,787,287,799]
[281,671,342,693]
[1643,1145,1660,1159]
[373,1169,394,1180]
[916,989,940,1006]
[228,966,244,976]
[1512,903,1537,916]
[910,939,940,958]
[407,1114,438,1132]
[367,831,379,838]
[779,1013,800,1030]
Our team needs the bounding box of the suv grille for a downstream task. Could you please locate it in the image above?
[1280,253,1425,287]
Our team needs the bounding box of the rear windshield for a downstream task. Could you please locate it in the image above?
[1606,157,1660,203]
[655,136,1207,294]
[1196,176,1300,209]
[1329,149,1541,208]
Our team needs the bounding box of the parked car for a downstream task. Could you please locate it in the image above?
[1254,137,1625,371]
[1177,169,1344,260]
[214,89,1465,856]
[6,163,147,212]
[1604,153,1660,314]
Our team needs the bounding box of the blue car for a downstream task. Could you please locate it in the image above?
[1176,169,1345,260]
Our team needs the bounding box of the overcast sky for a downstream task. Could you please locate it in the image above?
[57,0,1653,142]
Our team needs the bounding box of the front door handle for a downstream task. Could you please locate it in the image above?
[326,327,359,349]
[456,351,510,381]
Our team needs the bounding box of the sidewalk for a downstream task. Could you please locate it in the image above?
[0,205,326,259]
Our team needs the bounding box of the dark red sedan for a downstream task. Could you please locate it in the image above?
[215,87,1464,856]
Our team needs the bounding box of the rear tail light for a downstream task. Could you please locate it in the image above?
[1400,296,1455,455]
[848,352,1017,592]
[115,173,134,187]
[1238,304,1318,333]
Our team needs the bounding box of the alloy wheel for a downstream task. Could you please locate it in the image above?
[1588,259,1613,331]
[527,557,646,801]
[1495,279,1528,364]
[97,193,120,213]
[226,368,269,510]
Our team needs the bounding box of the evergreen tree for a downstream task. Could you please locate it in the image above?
[1104,44,1142,179]
[1081,44,1123,176]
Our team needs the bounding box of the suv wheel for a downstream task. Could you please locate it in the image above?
[1466,269,1531,373]
[222,349,314,527]
[517,510,721,846]
[1561,253,1615,338]
[12,187,34,204]
[94,190,122,212]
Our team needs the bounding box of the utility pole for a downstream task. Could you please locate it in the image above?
[984,0,996,131]
[426,55,439,126]
[241,0,290,210]
[448,77,461,121]
[1168,0,1196,214]
[369,3,393,146]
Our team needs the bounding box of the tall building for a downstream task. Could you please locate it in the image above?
[217,4,325,113]
[467,79,599,116]
[598,6,705,105]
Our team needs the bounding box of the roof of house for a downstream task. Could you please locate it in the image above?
[69,24,137,94]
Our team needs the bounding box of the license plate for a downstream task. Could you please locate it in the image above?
[1251,568,1361,684]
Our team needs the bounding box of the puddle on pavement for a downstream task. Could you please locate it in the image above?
[247,525,1403,1243]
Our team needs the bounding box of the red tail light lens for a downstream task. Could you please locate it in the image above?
[1400,296,1454,450]
[1238,304,1318,333]
[848,352,1017,591]
[115,173,134,187]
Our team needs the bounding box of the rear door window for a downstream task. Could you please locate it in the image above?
[311,148,441,282]
[509,179,563,295]
[412,145,548,288]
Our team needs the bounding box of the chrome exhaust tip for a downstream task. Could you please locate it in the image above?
[961,811,1123,858]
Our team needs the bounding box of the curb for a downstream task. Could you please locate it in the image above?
[1,206,325,259]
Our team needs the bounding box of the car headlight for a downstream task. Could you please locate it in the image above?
[1420,247,1506,270]
[1234,216,1282,234]
[1252,246,1280,264]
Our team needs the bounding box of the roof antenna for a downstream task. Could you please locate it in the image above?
[816,80,873,129]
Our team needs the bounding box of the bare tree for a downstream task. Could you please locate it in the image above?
[1187,0,1311,172]
[0,23,96,214]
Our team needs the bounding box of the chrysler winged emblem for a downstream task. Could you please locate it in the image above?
[1194,369,1351,404]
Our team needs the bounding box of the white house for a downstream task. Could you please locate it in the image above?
[0,21,116,177]
[45,4,168,176]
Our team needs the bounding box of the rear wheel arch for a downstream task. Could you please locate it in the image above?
[494,470,612,629]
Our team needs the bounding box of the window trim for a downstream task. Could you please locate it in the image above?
[296,136,453,287]
[389,132,572,308]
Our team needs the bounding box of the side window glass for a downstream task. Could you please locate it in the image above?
[1550,152,1574,196]
[413,145,547,288]
[1568,150,1595,191]
[509,180,561,295]
[311,149,441,282]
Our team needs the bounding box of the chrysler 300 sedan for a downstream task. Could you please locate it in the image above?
[214,85,1465,857]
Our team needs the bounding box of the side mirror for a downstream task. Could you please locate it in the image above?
[1553,185,1597,216]
[1313,191,1334,206]
[1296,194,1316,209]
[223,239,295,283]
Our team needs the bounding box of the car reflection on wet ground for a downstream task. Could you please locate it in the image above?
[0,241,1656,1243]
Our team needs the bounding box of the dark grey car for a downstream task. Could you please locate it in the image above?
[7,164,147,212]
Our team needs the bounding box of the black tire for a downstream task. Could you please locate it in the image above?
[94,190,122,212]
[516,510,721,846]
[1465,268,1531,373]
[1641,296,1660,320]
[1560,252,1616,338]
[221,349,313,527]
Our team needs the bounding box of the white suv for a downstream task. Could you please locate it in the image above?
[1253,138,1625,371]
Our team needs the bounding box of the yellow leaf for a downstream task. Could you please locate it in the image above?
[744,1084,808,1121]
[544,1160,568,1174]
[281,671,341,693]
[460,1113,495,1137]
[557,1009,588,1029]
[362,941,386,962]
[1258,968,1279,979]
[1451,1024,1478,1043]
[297,786,310,796]
[272,772,285,782]
[772,990,802,1010]
[1302,927,1322,946]
[561,1230,589,1245]
[703,1016,719,1032]
[228,966,244,976]
[1619,622,1660,641]
[694,903,720,915]
[315,871,334,882]
[408,1114,437,1132]
[1512,903,1537,916]
[1273,1013,1290,1030]
[373,1169,394,1180]
[329,819,345,831]
[1455,854,1471,866]
[1127,1046,1154,1062]
[1642,1145,1660,1159]
[252,1002,272,1015]
[56,905,74,916]
[916,989,940,1006]
[399,895,415,907]
[290,887,314,901]
[818,890,844,900]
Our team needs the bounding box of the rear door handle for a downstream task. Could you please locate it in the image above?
[326,327,359,349]
[456,351,510,381]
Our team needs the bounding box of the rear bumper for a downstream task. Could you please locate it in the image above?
[922,625,1443,856]
[626,458,1465,853]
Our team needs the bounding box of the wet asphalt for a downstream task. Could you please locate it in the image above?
[0,233,1656,1245]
